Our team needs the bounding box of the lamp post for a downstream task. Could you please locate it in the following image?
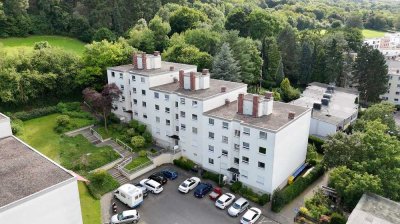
[217,155,222,186]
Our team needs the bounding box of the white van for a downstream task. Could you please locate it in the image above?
[114,184,143,208]
[140,178,163,194]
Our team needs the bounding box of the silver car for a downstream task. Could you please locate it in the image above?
[110,210,140,224]
[228,197,249,217]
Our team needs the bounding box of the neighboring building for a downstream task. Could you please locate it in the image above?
[290,82,359,138]
[364,33,400,59]
[0,113,83,224]
[108,53,312,194]
[380,60,400,105]
[347,193,400,224]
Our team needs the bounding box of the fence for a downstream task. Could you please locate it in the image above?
[90,127,104,142]
[148,148,181,158]
[115,138,134,152]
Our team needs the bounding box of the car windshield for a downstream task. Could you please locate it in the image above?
[117,213,124,221]
[232,203,240,209]
[181,183,188,187]
[217,199,223,204]
[242,217,250,222]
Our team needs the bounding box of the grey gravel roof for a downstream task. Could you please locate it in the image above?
[0,136,73,208]
[347,193,400,224]
[150,79,247,100]
[108,61,197,77]
[205,98,310,132]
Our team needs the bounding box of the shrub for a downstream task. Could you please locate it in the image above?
[131,135,145,149]
[12,106,59,121]
[137,124,147,134]
[57,102,81,113]
[173,157,195,171]
[11,119,23,134]
[202,171,222,186]
[142,131,152,143]
[308,135,325,154]
[330,213,346,224]
[62,111,93,119]
[229,181,270,205]
[306,144,318,165]
[87,171,120,199]
[138,150,147,157]
[56,115,71,127]
[230,181,243,193]
[126,128,136,137]
[271,164,325,212]
[129,120,139,129]
[259,193,271,205]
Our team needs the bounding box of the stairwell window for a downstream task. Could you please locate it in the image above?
[165,107,170,114]
[166,119,170,126]
[165,94,170,101]
[209,158,214,165]
[222,122,229,129]
[142,90,146,95]
[192,114,198,121]
[243,127,250,135]
[142,102,146,107]
[133,88,136,93]
[242,156,249,164]
[154,92,159,98]
[181,124,186,130]
[209,132,214,139]
[209,118,214,125]
[156,117,160,123]
[133,99,137,105]
[180,98,185,104]
[259,131,267,139]
[234,130,240,137]
[155,105,159,111]
[234,157,239,165]
[120,85,124,91]
[141,77,145,83]
[132,75,136,81]
[192,127,198,134]
[208,145,214,152]
[222,136,228,144]
[222,150,228,156]
[119,73,123,79]
[180,111,186,118]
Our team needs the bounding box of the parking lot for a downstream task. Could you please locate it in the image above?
[103,164,279,224]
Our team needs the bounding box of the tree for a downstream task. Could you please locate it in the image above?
[298,41,314,85]
[353,44,388,104]
[212,43,240,82]
[324,38,344,84]
[131,136,145,149]
[262,37,283,88]
[278,26,299,84]
[247,9,282,40]
[148,16,171,51]
[346,15,363,29]
[354,102,397,133]
[162,43,212,70]
[225,6,251,37]
[280,78,300,102]
[93,27,117,42]
[169,6,208,33]
[184,28,221,55]
[365,15,388,30]
[33,41,51,50]
[343,28,363,52]
[82,83,121,131]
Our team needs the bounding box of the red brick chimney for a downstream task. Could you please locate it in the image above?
[179,70,184,88]
[133,53,138,69]
[141,52,147,69]
[238,93,244,115]
[190,72,196,91]
[288,111,296,120]
[252,95,259,117]
[265,91,273,99]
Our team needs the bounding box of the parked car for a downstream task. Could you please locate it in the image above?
[114,184,143,208]
[193,183,212,198]
[178,177,200,193]
[209,187,222,201]
[240,207,261,224]
[215,193,235,209]
[161,169,178,180]
[228,198,249,217]
[140,179,163,194]
[134,183,148,198]
[110,210,140,224]
[149,172,168,185]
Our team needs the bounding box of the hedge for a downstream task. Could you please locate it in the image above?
[308,135,325,154]
[173,157,196,171]
[271,164,325,212]
[202,171,223,186]
[230,181,271,206]
[11,106,59,121]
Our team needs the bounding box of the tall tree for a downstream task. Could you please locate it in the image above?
[148,16,171,51]
[212,43,240,82]
[324,38,344,84]
[247,9,282,40]
[298,41,314,86]
[169,6,208,34]
[278,26,299,84]
[262,37,283,88]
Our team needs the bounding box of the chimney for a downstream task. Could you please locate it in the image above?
[179,70,184,88]
[141,52,147,69]
[133,53,138,69]
[170,66,175,71]
[238,93,244,115]
[225,99,230,106]
[252,95,259,117]
[265,91,273,99]
[202,69,209,75]
[153,51,160,56]
[221,86,226,93]
[288,111,296,120]
[190,71,196,91]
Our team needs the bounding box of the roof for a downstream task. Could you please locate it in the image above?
[118,184,141,195]
[0,113,6,120]
[150,79,247,100]
[347,193,400,224]
[290,82,359,125]
[205,98,310,132]
[108,61,197,77]
[0,136,73,208]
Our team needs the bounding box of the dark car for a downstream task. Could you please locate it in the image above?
[134,183,148,198]
[149,172,168,185]
[193,183,213,198]
[161,169,178,180]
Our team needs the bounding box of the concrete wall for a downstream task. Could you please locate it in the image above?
[0,113,12,139]
[0,180,83,224]
[309,118,337,137]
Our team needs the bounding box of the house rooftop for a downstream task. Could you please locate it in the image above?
[347,193,400,224]
[290,82,359,125]
[205,98,310,132]
[0,136,73,208]
[150,78,247,100]
[108,61,197,77]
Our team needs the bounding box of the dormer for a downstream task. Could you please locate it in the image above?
[237,92,274,118]
[179,69,210,91]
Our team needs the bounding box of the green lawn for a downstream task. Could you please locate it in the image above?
[78,182,101,224]
[362,29,386,38]
[0,35,85,56]
[125,156,151,171]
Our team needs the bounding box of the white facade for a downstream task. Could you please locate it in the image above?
[0,114,12,138]
[108,54,312,194]
[380,60,400,105]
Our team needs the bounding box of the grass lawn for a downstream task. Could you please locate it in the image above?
[78,182,101,224]
[125,156,151,171]
[0,35,85,56]
[362,29,386,38]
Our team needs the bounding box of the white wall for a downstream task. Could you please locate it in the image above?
[0,113,12,139]
[0,180,83,224]
[309,118,337,137]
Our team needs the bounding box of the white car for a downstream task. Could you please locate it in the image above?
[110,210,140,224]
[240,207,262,224]
[178,177,200,193]
[228,197,249,217]
[215,193,235,209]
[140,178,163,194]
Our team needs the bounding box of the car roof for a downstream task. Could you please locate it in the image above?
[219,193,231,200]
[234,197,248,205]
[122,210,137,216]
[145,179,161,186]
[243,208,260,219]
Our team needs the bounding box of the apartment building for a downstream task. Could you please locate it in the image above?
[0,113,83,224]
[380,60,400,105]
[364,33,400,59]
[108,53,312,193]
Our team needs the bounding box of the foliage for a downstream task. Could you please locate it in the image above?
[87,171,120,199]
[306,144,318,166]
[279,78,301,102]
[229,181,270,205]
[262,36,283,88]
[308,135,325,154]
[131,135,146,149]
[330,212,347,224]
[78,182,101,224]
[162,42,212,70]
[353,102,397,133]
[169,6,208,34]
[138,150,148,157]
[230,181,243,193]
[202,171,223,186]
[173,157,195,171]
[212,43,240,82]
[56,115,70,127]
[11,106,59,121]
[124,156,151,171]
[304,189,331,220]
[93,27,116,42]
[10,118,23,134]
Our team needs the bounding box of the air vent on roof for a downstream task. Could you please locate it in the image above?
[327,85,335,93]
[321,98,329,106]
[173,77,178,83]
[225,99,230,106]
[323,93,332,99]
[313,102,322,110]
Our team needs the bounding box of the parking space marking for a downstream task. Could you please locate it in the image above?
[257,215,279,224]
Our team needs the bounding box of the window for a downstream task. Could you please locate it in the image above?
[143,114,147,119]
[180,111,186,117]
[122,107,126,111]
[120,85,124,90]
[176,126,179,132]
[397,84,400,88]
[208,145,214,152]
[142,101,146,107]
[165,107,170,113]
[395,98,399,102]
[141,77,145,83]
[142,90,146,95]
[165,94,170,101]
[192,127,198,134]
[222,136,228,143]
[256,175,264,185]
[241,170,248,178]
[180,124,186,130]
[133,99,137,105]
[243,142,250,150]
[166,119,170,126]
[209,118,214,125]
[258,162,265,169]
[119,73,123,79]
[243,127,250,135]
[192,114,198,120]
[134,111,138,116]
[133,88,136,93]
[234,130,240,137]
[132,75,136,81]
[259,131,267,139]
[222,122,229,129]
[242,156,249,164]
[156,117,160,123]
[111,72,115,77]
[175,114,179,120]
[121,96,125,101]
[192,100,198,107]
[155,105,160,110]
[234,144,239,150]
[154,92,159,98]
[208,158,214,165]
[259,147,267,154]
[180,98,185,104]
[209,132,214,139]
[396,92,400,95]
[222,150,228,156]
[234,157,239,164]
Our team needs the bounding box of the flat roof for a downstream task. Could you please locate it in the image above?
[0,136,73,208]
[347,193,400,224]
[0,113,6,120]
[108,61,197,77]
[205,98,310,132]
[150,79,247,100]
[290,82,359,125]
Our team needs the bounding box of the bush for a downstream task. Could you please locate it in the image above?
[142,131,152,143]
[56,115,71,127]
[173,157,195,171]
[259,194,271,205]
[12,106,59,121]
[57,102,81,113]
[138,150,147,157]
[11,119,23,134]
[229,181,270,206]
[202,171,222,186]
[308,135,325,154]
[330,212,346,224]
[131,135,145,149]
[129,120,139,129]
[87,171,120,199]
[137,124,147,134]
[230,181,243,193]
[271,164,325,212]
[62,111,93,119]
